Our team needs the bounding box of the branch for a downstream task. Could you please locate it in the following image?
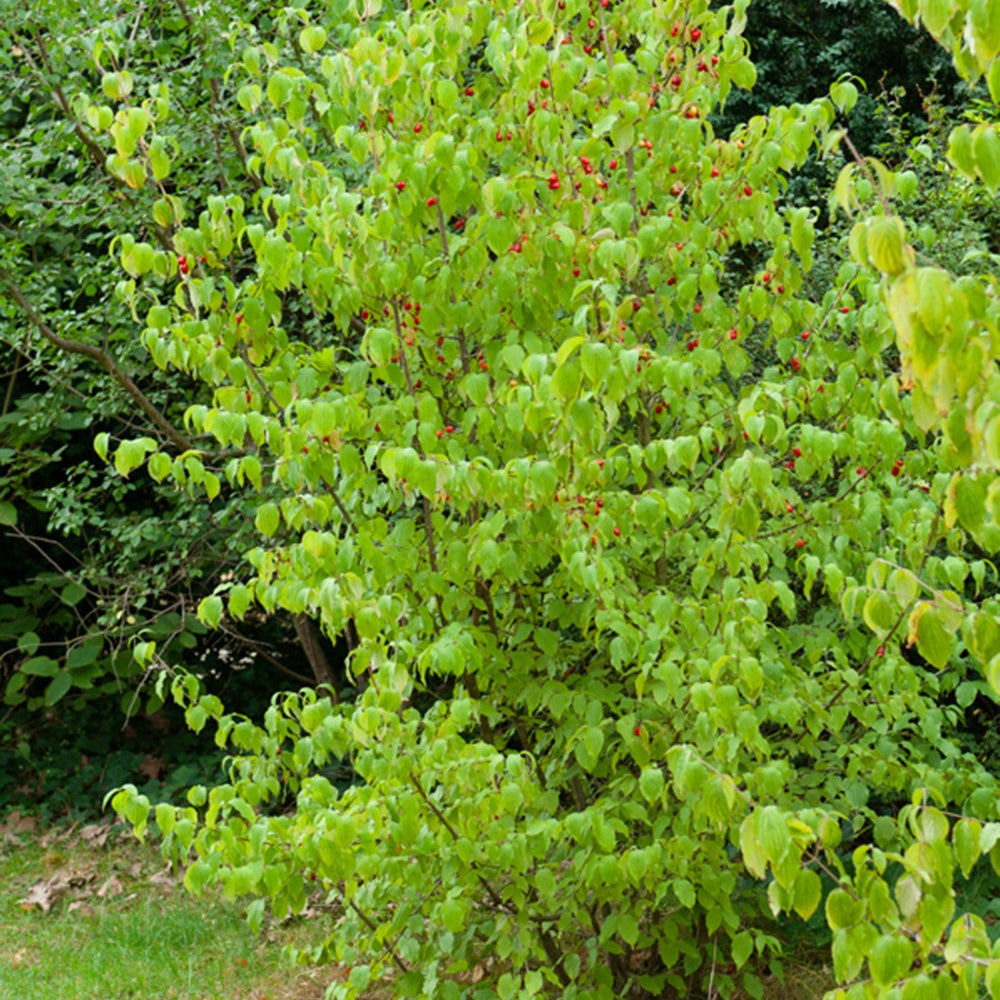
[0,268,192,452]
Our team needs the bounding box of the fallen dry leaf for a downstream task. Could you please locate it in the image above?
[97,873,125,898]
[17,867,95,912]
[78,821,114,848]
[9,948,36,969]
[67,900,97,917]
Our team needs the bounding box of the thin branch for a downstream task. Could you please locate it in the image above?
[0,269,192,451]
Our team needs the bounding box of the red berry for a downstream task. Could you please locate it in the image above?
[445,425,454,434]
[511,242,522,253]
[235,313,243,324]
[794,538,806,549]
[633,725,642,736]
[613,526,621,536]
[728,329,738,340]
[465,86,474,96]
[540,79,549,89]
[876,646,885,657]
[743,185,752,196]
[801,331,810,340]
[792,447,802,458]
[427,196,437,206]
[762,272,771,283]
[687,339,699,351]
[690,28,702,41]
[395,181,406,191]
[436,429,443,439]
[609,158,618,170]
[414,122,423,133]
[790,357,801,372]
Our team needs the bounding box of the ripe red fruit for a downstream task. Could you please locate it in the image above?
[445,425,454,434]
[687,339,699,351]
[395,181,406,191]
[876,646,885,657]
[465,86,474,96]
[511,242,522,253]
[414,122,423,133]
[670,74,682,88]
[711,166,720,177]
[540,78,549,89]
[841,306,851,313]
[572,267,580,277]
[609,158,618,170]
[436,429,443,439]
[762,272,771,283]
[790,357,801,372]
[235,313,243,324]
[792,446,802,458]
[794,538,806,548]
[613,526,621,536]
[633,724,642,736]
[856,466,867,476]
[801,330,810,340]
[690,27,702,41]
[728,328,738,340]
[426,196,437,207]
[743,185,753,196]
[177,255,188,274]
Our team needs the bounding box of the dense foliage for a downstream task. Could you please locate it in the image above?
[1,0,999,997]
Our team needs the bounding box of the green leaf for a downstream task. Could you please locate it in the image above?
[869,935,913,987]
[0,501,16,526]
[758,808,791,866]
[638,767,664,805]
[792,868,822,920]
[255,503,280,536]
[44,671,73,705]
[672,877,696,908]
[826,888,864,930]
[972,124,1000,192]
[22,656,59,677]
[866,215,910,275]
[914,606,953,669]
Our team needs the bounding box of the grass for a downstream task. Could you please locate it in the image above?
[0,810,342,1000]
[0,810,841,1000]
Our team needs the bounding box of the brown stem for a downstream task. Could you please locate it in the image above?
[347,900,409,974]
[292,613,339,699]
[0,269,192,452]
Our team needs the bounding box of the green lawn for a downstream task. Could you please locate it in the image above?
[0,811,340,1000]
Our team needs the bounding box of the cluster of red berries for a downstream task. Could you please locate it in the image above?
[890,457,905,477]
